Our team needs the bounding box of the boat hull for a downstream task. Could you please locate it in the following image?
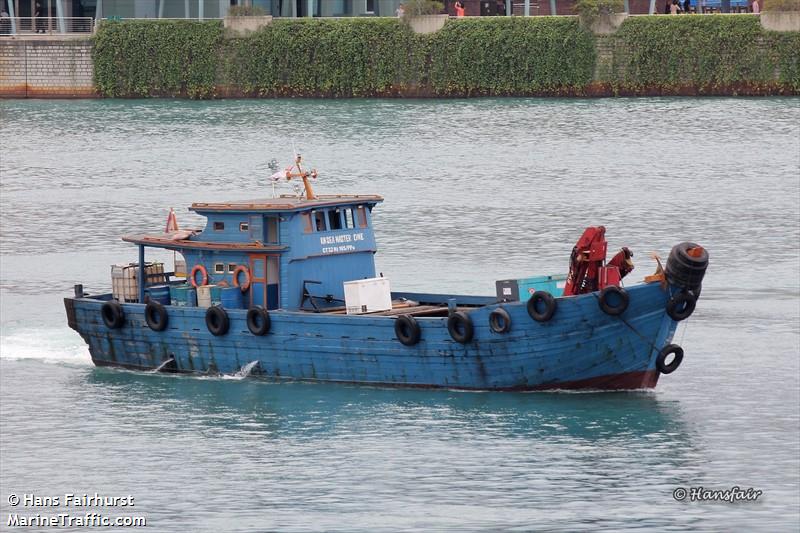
[65,283,679,391]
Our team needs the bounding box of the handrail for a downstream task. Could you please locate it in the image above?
[0,17,94,35]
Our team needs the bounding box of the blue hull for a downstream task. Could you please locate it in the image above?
[65,283,679,391]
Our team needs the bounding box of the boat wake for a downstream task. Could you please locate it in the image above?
[0,327,91,366]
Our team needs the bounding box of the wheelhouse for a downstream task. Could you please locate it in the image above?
[121,195,383,311]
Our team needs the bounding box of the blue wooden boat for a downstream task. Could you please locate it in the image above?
[64,158,707,391]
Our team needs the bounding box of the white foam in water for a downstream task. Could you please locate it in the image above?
[218,360,261,380]
[0,327,91,365]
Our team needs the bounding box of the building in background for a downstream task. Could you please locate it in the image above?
[0,0,754,33]
[40,1,416,19]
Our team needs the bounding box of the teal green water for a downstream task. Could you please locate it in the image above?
[1,98,799,531]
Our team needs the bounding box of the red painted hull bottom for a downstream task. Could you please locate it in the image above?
[531,370,660,391]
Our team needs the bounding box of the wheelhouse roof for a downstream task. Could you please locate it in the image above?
[121,233,288,252]
[189,194,384,213]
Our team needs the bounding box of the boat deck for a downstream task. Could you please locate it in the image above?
[307,301,480,317]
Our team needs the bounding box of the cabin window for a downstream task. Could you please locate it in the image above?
[239,222,249,232]
[228,263,237,273]
[302,213,313,234]
[313,211,327,232]
[356,206,368,228]
[267,256,279,282]
[344,209,355,229]
[213,221,225,231]
[266,217,279,244]
[214,263,225,274]
[329,210,343,231]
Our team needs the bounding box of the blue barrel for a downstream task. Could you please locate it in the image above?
[220,287,244,309]
[210,285,224,306]
[170,284,197,307]
[146,285,171,305]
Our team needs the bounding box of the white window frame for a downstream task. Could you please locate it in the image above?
[214,263,225,274]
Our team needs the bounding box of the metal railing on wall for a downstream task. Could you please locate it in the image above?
[0,17,94,36]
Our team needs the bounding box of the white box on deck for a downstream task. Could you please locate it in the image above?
[343,277,392,315]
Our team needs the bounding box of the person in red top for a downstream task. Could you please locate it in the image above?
[454,1,465,17]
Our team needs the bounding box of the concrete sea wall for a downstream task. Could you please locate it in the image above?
[0,38,94,98]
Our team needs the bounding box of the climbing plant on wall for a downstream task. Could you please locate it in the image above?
[609,15,800,93]
[91,16,798,98]
[93,20,223,98]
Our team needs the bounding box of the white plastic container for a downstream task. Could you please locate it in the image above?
[111,262,165,302]
[197,285,216,308]
[343,277,392,315]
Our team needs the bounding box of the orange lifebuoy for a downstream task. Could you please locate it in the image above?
[190,264,208,288]
[232,264,251,292]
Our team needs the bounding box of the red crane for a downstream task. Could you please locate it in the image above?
[563,226,634,297]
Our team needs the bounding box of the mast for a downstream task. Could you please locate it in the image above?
[285,154,317,200]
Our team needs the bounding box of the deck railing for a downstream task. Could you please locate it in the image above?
[0,17,94,36]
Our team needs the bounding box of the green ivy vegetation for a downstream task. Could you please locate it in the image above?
[223,17,594,97]
[91,16,799,99]
[609,15,800,94]
[426,17,595,95]
[93,20,223,98]
[223,18,422,97]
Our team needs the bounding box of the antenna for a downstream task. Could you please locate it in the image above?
[266,158,281,199]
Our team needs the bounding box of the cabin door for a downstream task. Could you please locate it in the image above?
[249,255,279,310]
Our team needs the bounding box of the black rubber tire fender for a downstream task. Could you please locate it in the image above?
[395,314,421,346]
[656,344,684,374]
[527,291,557,322]
[101,301,125,329]
[144,301,168,332]
[598,286,629,316]
[665,242,709,291]
[672,242,709,269]
[205,305,230,336]
[246,306,271,336]
[666,290,697,322]
[489,307,512,334]
[447,311,474,344]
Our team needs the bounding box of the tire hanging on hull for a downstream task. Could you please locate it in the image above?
[598,286,629,316]
[656,344,684,374]
[101,301,125,329]
[527,291,557,322]
[666,290,697,321]
[395,314,421,346]
[246,306,271,336]
[489,307,512,334]
[145,302,168,331]
[447,311,474,344]
[205,305,230,336]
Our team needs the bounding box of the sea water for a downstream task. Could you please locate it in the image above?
[1,98,798,531]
